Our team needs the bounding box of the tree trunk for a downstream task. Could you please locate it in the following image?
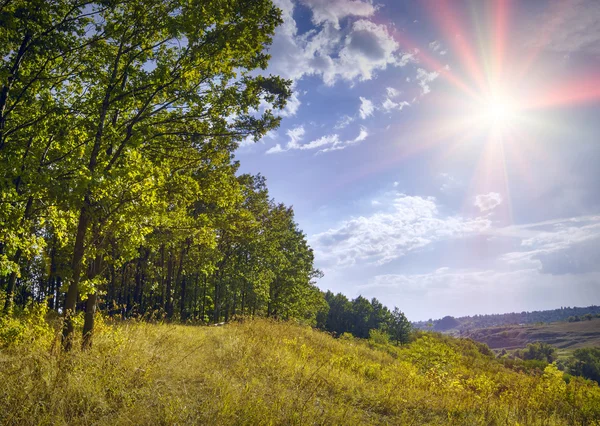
[201,275,207,323]
[82,254,102,350]
[192,273,199,320]
[175,241,187,319]
[62,202,89,350]
[82,293,97,350]
[2,248,21,314]
[165,251,173,318]
[179,276,186,320]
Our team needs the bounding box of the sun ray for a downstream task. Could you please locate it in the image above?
[323,0,599,214]
[387,28,481,101]
[515,0,576,81]
[523,73,600,110]
[425,0,487,92]
[492,0,511,84]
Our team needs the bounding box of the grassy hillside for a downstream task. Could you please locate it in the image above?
[463,318,600,351]
[1,311,600,425]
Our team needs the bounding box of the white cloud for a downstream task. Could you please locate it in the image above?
[334,114,355,129]
[353,126,368,142]
[330,19,405,84]
[474,192,503,212]
[498,216,600,275]
[266,125,305,154]
[428,40,447,55]
[386,87,400,98]
[359,96,374,119]
[268,126,368,154]
[439,173,462,193]
[381,97,410,112]
[300,134,340,150]
[311,194,491,266]
[267,1,414,87]
[279,91,302,117]
[416,68,439,95]
[286,125,306,148]
[429,40,441,52]
[265,144,284,154]
[319,126,369,153]
[301,0,377,29]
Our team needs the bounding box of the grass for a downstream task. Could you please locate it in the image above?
[463,318,600,351]
[1,311,600,425]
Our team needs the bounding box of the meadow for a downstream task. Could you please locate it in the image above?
[1,308,600,425]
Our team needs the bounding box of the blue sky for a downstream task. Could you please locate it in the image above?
[237,0,600,321]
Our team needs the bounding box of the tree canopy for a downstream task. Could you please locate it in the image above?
[0,0,411,352]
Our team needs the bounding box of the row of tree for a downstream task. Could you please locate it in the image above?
[317,292,412,344]
[0,0,411,350]
[0,0,320,349]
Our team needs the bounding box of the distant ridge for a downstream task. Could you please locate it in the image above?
[413,305,600,332]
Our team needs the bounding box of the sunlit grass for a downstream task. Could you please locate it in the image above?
[1,310,599,425]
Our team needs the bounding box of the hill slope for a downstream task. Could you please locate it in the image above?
[1,315,599,425]
[413,305,600,332]
[462,317,600,351]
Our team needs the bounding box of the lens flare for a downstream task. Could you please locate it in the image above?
[480,93,518,129]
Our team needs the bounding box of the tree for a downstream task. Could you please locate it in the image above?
[569,348,600,383]
[350,296,373,338]
[1,0,336,353]
[54,0,289,349]
[0,0,92,314]
[322,292,352,335]
[522,342,556,363]
[387,307,411,345]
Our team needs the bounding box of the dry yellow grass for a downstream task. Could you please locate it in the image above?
[1,313,599,425]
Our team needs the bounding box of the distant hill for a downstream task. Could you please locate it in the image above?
[461,317,600,351]
[413,305,600,333]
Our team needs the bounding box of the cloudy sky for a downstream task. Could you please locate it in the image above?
[237,0,600,321]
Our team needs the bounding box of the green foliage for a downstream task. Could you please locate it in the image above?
[319,292,408,344]
[521,342,557,363]
[0,0,336,346]
[368,328,390,345]
[569,347,600,383]
[388,306,412,345]
[0,303,54,349]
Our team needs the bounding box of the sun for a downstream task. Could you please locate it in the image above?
[484,96,515,125]
[474,89,521,132]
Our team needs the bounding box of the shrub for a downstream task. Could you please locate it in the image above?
[0,303,55,349]
[368,328,390,345]
[569,347,600,383]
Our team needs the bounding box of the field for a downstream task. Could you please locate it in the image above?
[462,318,600,352]
[1,311,600,425]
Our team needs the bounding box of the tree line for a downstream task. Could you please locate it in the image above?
[0,0,411,349]
[317,292,412,344]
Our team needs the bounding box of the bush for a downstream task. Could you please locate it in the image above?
[522,342,556,363]
[368,328,390,345]
[569,347,600,383]
[0,303,55,349]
